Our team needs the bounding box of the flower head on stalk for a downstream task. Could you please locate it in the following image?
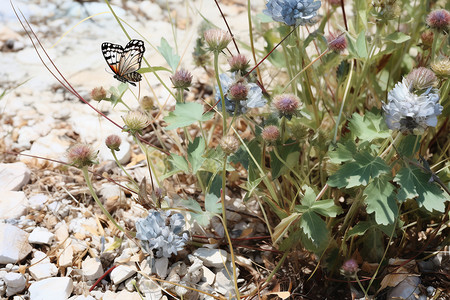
[215,72,266,115]
[263,0,322,26]
[383,76,442,135]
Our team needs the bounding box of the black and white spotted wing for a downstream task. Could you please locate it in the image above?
[101,39,145,86]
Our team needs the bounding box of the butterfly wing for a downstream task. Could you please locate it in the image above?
[118,39,145,76]
[101,42,124,75]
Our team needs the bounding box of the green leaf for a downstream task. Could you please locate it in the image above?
[329,140,357,164]
[187,137,206,174]
[395,165,447,212]
[328,151,391,188]
[157,38,180,72]
[164,103,214,130]
[364,177,398,225]
[355,31,368,59]
[397,135,421,157]
[205,193,222,214]
[311,199,343,217]
[299,211,328,246]
[183,198,210,226]
[169,154,189,173]
[347,111,391,142]
[385,32,411,44]
[301,186,317,207]
[247,139,263,183]
[269,141,300,179]
[347,220,395,239]
[229,146,249,170]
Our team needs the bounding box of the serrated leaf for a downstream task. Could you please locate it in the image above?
[328,151,390,188]
[364,177,398,225]
[397,135,421,157]
[229,146,249,170]
[347,221,373,239]
[187,137,206,173]
[301,186,317,207]
[205,193,222,214]
[273,213,301,245]
[311,199,343,217]
[269,141,300,179]
[348,111,390,142]
[164,103,214,130]
[394,166,447,212]
[329,140,357,164]
[385,32,410,44]
[299,211,328,246]
[157,38,180,72]
[169,154,189,173]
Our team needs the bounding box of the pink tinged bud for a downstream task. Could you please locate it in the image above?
[426,9,450,32]
[341,259,359,277]
[228,54,250,73]
[327,33,347,53]
[273,93,301,118]
[67,144,97,168]
[90,87,107,101]
[220,136,240,155]
[170,69,193,89]
[229,82,249,101]
[204,28,232,52]
[262,125,280,142]
[405,67,438,91]
[105,134,122,151]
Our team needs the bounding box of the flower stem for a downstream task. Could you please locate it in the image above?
[111,150,139,192]
[214,50,227,136]
[82,166,125,232]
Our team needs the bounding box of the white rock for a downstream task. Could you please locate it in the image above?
[139,2,164,21]
[103,290,141,300]
[0,224,32,264]
[138,278,162,300]
[68,295,96,300]
[154,257,168,279]
[0,162,31,191]
[0,191,29,219]
[99,183,125,202]
[55,222,69,242]
[28,194,49,210]
[110,265,136,285]
[29,251,58,281]
[3,272,26,296]
[28,227,54,245]
[201,266,215,285]
[29,277,73,300]
[192,248,228,268]
[214,268,234,296]
[19,129,71,165]
[82,257,103,281]
[58,244,74,268]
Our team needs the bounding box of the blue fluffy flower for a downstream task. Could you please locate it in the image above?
[136,210,189,258]
[215,73,266,115]
[264,0,322,26]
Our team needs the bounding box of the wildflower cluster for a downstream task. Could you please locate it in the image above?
[135,210,189,258]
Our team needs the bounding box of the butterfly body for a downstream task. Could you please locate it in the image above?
[101,39,145,86]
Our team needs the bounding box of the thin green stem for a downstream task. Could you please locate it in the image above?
[333,59,354,144]
[213,51,227,136]
[111,150,139,192]
[82,167,125,232]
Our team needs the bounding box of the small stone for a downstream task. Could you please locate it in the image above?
[0,191,29,219]
[3,272,26,296]
[214,268,234,295]
[28,194,48,210]
[138,278,162,299]
[192,248,228,268]
[29,251,58,281]
[154,257,168,279]
[110,265,136,285]
[28,277,73,300]
[82,257,104,281]
[0,162,31,191]
[201,266,215,285]
[58,244,74,268]
[28,227,54,245]
[55,222,69,242]
[68,295,96,300]
[103,290,141,300]
[0,224,32,264]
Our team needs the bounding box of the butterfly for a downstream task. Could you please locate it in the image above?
[101,39,145,86]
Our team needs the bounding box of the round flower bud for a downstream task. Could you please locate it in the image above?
[405,67,438,92]
[327,32,347,53]
[67,144,97,168]
[122,111,150,133]
[204,28,232,52]
[229,81,249,101]
[340,259,359,278]
[105,134,122,151]
[262,125,280,143]
[220,136,240,155]
[273,93,301,119]
[90,87,107,101]
[170,69,193,90]
[140,96,155,111]
[420,31,434,48]
[228,54,250,74]
[426,9,450,33]
[431,57,450,77]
